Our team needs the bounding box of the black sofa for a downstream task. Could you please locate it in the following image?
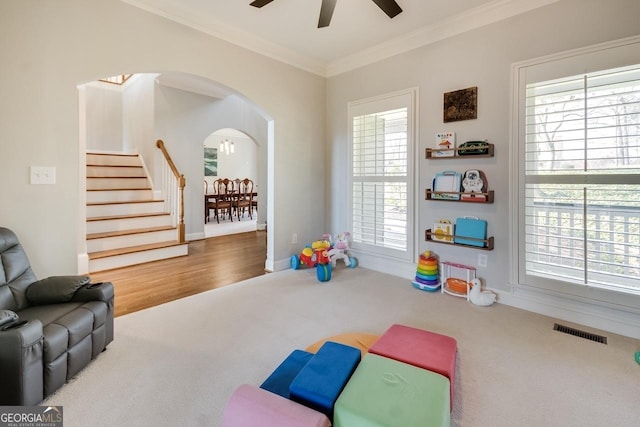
[0,227,114,405]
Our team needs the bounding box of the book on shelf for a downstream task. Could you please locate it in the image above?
[434,132,455,157]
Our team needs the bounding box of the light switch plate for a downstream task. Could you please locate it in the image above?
[30,166,56,185]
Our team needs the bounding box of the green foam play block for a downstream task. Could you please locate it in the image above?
[334,354,450,427]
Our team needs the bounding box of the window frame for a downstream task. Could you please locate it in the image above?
[347,88,418,263]
[510,35,640,305]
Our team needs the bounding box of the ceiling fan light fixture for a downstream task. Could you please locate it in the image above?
[318,0,337,28]
[371,0,403,19]
[249,0,274,8]
[250,0,403,28]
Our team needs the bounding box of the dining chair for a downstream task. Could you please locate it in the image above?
[234,178,254,220]
[209,178,235,223]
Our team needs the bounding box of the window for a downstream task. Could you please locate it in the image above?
[349,89,416,261]
[513,39,640,296]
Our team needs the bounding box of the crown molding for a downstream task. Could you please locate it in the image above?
[326,0,562,76]
[122,0,561,78]
[121,0,328,76]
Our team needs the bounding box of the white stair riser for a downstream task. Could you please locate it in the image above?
[87,201,166,217]
[87,215,173,234]
[87,166,146,178]
[87,154,141,167]
[87,229,177,252]
[89,244,188,272]
[86,151,184,272]
[87,189,153,203]
[87,177,150,190]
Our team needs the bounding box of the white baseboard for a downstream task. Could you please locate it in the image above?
[496,285,640,340]
[186,232,205,241]
[272,251,416,278]
[266,252,640,340]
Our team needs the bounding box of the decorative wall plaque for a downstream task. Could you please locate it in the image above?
[443,86,477,123]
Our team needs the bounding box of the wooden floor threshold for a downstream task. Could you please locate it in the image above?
[89,240,185,259]
[87,225,175,240]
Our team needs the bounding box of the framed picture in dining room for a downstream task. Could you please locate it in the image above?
[204,147,218,176]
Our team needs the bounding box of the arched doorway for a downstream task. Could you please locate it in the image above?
[204,128,261,237]
[78,71,272,272]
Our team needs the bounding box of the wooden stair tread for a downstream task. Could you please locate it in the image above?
[86,152,139,157]
[86,164,143,168]
[87,226,175,240]
[87,212,170,222]
[86,150,187,272]
[87,199,164,206]
[87,176,147,179]
[89,241,186,259]
[87,187,151,191]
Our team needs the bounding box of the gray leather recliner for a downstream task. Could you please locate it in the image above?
[0,227,114,405]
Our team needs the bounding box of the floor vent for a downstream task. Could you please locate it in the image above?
[553,323,607,344]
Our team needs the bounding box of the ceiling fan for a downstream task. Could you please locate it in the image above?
[250,0,403,28]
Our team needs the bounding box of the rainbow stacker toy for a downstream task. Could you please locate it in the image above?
[412,251,440,292]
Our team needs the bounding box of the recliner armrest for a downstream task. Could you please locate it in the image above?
[26,276,91,305]
[0,319,44,405]
[71,281,115,303]
[0,310,19,328]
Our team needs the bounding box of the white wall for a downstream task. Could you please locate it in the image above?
[197,95,270,230]
[153,87,267,238]
[326,0,640,336]
[204,131,258,185]
[123,74,157,155]
[0,0,325,276]
[85,83,124,152]
[85,74,157,155]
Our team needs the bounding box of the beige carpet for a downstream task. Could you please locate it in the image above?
[44,267,640,426]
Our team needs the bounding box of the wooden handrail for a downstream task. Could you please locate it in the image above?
[157,139,181,179]
[156,139,186,243]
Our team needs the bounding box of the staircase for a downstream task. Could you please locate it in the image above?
[86,152,188,272]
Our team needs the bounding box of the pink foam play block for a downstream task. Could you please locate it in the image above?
[368,324,457,409]
[222,384,332,427]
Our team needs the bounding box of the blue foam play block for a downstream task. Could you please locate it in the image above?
[289,341,361,419]
[260,349,313,398]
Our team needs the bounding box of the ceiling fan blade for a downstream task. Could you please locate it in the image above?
[249,0,275,8]
[370,0,403,19]
[318,0,337,28]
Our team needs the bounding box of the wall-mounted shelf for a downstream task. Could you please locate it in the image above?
[425,229,494,251]
[425,189,494,203]
[426,143,494,159]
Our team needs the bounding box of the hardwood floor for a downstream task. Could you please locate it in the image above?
[89,231,268,317]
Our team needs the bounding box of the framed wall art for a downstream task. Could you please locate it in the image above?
[204,147,218,177]
[443,86,477,123]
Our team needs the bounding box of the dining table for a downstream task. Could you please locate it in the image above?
[205,192,258,222]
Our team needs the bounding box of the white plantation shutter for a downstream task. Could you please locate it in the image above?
[522,64,640,293]
[349,90,415,260]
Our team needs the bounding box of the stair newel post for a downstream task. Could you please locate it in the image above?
[178,174,186,243]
